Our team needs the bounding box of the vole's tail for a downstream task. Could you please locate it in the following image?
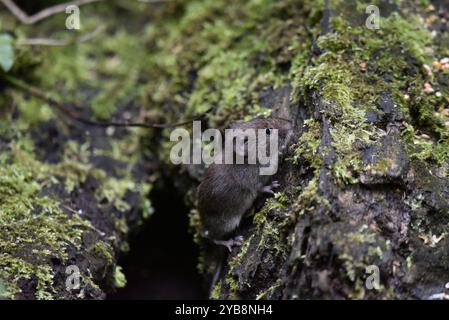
[203,243,228,298]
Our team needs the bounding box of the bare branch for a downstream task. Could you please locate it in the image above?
[17,25,105,46]
[1,74,212,129]
[0,0,103,25]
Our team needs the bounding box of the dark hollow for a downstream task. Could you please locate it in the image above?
[109,183,206,299]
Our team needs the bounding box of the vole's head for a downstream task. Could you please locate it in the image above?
[229,116,294,159]
[230,116,293,143]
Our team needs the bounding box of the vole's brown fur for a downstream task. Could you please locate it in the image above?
[197,117,293,249]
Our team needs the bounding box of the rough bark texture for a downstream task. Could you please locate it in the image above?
[207,0,449,300]
[0,1,155,299]
[1,0,449,300]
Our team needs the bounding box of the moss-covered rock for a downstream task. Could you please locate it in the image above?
[0,2,154,299]
[159,0,449,299]
[1,0,449,300]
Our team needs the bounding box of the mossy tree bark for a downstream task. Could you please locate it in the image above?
[207,0,449,300]
[1,0,449,300]
[0,1,155,299]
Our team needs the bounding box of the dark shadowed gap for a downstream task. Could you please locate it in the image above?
[109,182,206,300]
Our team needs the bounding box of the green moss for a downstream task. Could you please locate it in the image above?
[292,177,330,217]
[92,137,154,219]
[3,0,442,300]
[0,102,150,299]
[115,218,129,235]
[0,141,100,302]
[225,195,291,288]
[291,119,323,172]
[253,196,288,227]
[3,2,155,216]
[114,266,127,289]
[188,208,206,274]
[256,280,281,300]
[99,178,134,213]
[169,0,317,281]
[7,7,151,122]
[89,241,114,265]
[225,275,241,299]
[290,4,449,185]
[9,131,149,215]
[0,280,11,299]
[188,209,202,245]
[331,224,390,298]
[406,255,413,270]
[255,214,286,254]
[142,0,314,162]
[12,93,53,126]
[210,280,222,300]
[228,234,254,269]
[0,1,156,300]
[0,160,91,299]
[225,193,291,297]
[401,123,435,161]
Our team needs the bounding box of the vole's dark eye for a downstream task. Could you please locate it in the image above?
[266,128,273,135]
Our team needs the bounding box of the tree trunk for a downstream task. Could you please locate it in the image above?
[1,0,449,300]
[201,0,449,300]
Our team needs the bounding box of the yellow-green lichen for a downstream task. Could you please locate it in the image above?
[291,119,323,172]
[290,6,449,185]
[0,161,91,299]
[210,280,222,300]
[292,177,330,217]
[88,241,114,266]
[256,279,281,300]
[114,266,127,289]
[142,0,314,162]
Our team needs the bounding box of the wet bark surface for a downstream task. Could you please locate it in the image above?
[1,0,449,300]
[210,0,449,300]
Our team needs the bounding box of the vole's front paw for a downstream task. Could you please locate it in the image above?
[260,180,280,195]
[213,235,244,252]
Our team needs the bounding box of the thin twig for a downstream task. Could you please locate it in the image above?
[2,74,211,129]
[17,25,105,46]
[0,0,103,25]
